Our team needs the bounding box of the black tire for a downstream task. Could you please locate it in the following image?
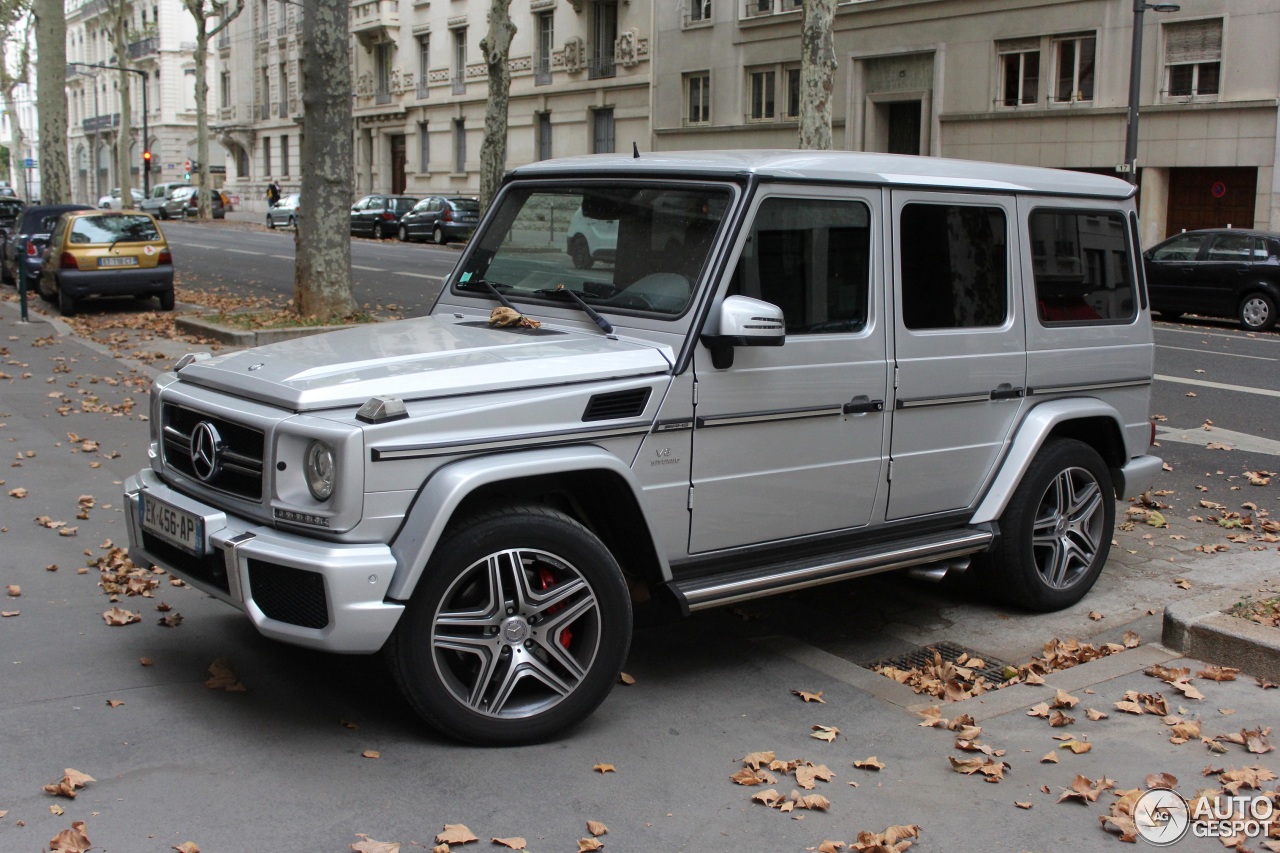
[158,208,169,221]
[1156,310,1183,321]
[157,289,175,311]
[373,222,386,240]
[432,224,447,245]
[57,282,77,317]
[386,505,632,745]
[287,216,296,229]
[984,438,1114,612]
[266,215,276,229]
[1,262,12,286]
[1238,291,1277,332]
[398,224,410,242]
[569,236,593,269]
[37,269,54,302]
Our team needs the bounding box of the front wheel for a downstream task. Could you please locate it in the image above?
[386,505,632,745]
[984,438,1114,611]
[399,224,410,242]
[1239,291,1277,332]
[569,236,593,270]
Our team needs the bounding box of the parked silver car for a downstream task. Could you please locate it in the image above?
[266,193,301,229]
[125,151,1159,745]
[162,187,225,220]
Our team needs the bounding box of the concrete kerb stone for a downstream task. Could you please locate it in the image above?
[1163,588,1280,681]
[174,314,356,347]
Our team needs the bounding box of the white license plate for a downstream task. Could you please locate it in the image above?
[99,256,138,267]
[140,493,204,554]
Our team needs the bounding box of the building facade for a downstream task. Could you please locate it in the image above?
[65,0,212,206]
[651,0,1280,243]
[1,81,40,200]
[215,0,654,212]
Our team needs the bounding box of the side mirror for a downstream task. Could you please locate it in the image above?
[700,295,785,369]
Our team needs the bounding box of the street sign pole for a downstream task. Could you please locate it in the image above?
[16,253,29,323]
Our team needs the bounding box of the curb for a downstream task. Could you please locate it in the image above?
[175,315,356,347]
[1163,589,1280,681]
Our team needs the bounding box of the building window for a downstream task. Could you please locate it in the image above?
[536,112,552,161]
[281,134,289,176]
[419,121,429,170]
[452,27,467,94]
[417,35,430,98]
[375,43,393,104]
[748,68,775,120]
[536,12,553,85]
[220,70,230,108]
[1052,34,1095,103]
[453,118,466,172]
[998,39,1040,106]
[686,0,710,25]
[1164,18,1221,98]
[784,67,800,118]
[592,107,615,154]
[278,63,288,116]
[263,137,271,176]
[590,0,617,80]
[685,72,710,125]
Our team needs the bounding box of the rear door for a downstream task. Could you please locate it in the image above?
[886,191,1026,520]
[1199,232,1259,315]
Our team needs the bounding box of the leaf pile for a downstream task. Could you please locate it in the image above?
[873,649,996,700]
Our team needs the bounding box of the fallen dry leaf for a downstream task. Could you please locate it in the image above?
[1,610,18,617]
[43,769,95,799]
[795,763,834,789]
[172,844,201,853]
[1085,708,1108,721]
[4,584,17,597]
[577,839,604,852]
[848,825,920,853]
[105,699,123,708]
[1049,711,1076,728]
[204,658,246,691]
[1015,801,1032,809]
[1052,689,1079,709]
[492,838,527,850]
[1088,611,1103,621]
[1059,739,1093,755]
[102,606,141,626]
[730,767,776,787]
[361,750,380,760]
[593,763,616,774]
[1040,752,1059,764]
[435,824,479,845]
[586,820,607,837]
[811,725,839,743]
[751,788,785,808]
[742,750,775,770]
[1057,774,1114,803]
[853,756,885,771]
[48,820,91,853]
[948,755,1009,782]
[793,689,826,703]
[350,836,399,853]
[7,487,27,498]
[618,671,635,685]
[1198,665,1240,682]
[50,804,64,815]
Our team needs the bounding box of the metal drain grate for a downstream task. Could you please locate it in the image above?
[866,640,1011,683]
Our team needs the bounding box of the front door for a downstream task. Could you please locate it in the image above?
[886,191,1026,520]
[690,189,889,553]
[390,135,407,194]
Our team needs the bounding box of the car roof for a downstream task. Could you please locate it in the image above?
[509,150,1138,200]
[19,204,94,227]
[1162,228,1280,240]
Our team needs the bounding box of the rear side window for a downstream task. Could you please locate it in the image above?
[1206,233,1255,261]
[1029,210,1135,325]
[389,198,417,212]
[69,215,161,244]
[900,203,1008,330]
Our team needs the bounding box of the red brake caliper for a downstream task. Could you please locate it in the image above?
[537,566,572,649]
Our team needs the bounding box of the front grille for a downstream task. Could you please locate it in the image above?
[141,532,230,593]
[162,404,265,500]
[583,387,651,422]
[248,560,329,629]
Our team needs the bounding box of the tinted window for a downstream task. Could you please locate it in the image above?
[1206,233,1255,261]
[732,197,870,334]
[69,215,161,244]
[1030,210,1135,325]
[389,197,419,212]
[411,199,433,213]
[900,204,1008,330]
[449,198,480,213]
[1149,233,1202,261]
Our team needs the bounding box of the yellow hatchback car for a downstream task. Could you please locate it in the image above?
[38,210,174,316]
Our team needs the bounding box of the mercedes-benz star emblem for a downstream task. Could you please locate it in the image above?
[190,421,223,482]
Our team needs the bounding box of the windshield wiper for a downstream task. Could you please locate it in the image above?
[457,276,518,312]
[549,284,614,335]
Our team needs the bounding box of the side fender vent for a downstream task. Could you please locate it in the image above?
[582,387,651,422]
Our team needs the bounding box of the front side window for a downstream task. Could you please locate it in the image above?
[1030,210,1135,325]
[1054,34,1095,103]
[1164,18,1221,97]
[1149,233,1203,261]
[900,203,1008,330]
[749,69,775,120]
[686,73,710,125]
[731,197,871,334]
[455,184,732,318]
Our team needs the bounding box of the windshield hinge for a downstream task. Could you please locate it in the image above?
[687,486,694,510]
[692,380,699,407]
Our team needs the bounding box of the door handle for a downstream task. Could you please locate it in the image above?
[843,395,885,415]
[990,384,1025,401]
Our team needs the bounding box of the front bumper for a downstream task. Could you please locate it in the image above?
[124,468,403,653]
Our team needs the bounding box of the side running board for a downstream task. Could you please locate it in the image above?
[667,526,995,614]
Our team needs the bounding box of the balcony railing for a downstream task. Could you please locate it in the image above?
[375,88,392,105]
[277,23,287,36]
[534,59,551,85]
[127,36,159,59]
[451,73,465,95]
[587,57,615,80]
[82,113,120,132]
[743,0,771,15]
[260,103,271,120]
[416,80,429,99]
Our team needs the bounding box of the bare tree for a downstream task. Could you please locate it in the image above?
[183,0,244,219]
[798,0,836,150]
[295,0,355,320]
[32,0,69,202]
[478,0,515,210]
[103,0,137,208]
[0,3,32,196]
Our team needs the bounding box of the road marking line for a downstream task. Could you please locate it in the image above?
[393,271,444,280]
[1155,325,1280,344]
[351,264,385,271]
[226,249,264,256]
[184,243,218,249]
[1157,425,1280,457]
[1155,373,1280,398]
[1156,344,1277,362]
[270,255,293,260]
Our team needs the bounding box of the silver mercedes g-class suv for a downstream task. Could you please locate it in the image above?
[125,151,1160,744]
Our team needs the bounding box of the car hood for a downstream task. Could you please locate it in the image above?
[175,315,674,411]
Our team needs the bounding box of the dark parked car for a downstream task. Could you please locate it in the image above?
[162,186,225,220]
[1144,228,1280,331]
[397,196,480,244]
[266,193,301,229]
[350,194,419,239]
[0,197,24,233]
[1,204,94,286]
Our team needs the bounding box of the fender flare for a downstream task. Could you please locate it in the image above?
[386,445,669,601]
[969,399,1127,525]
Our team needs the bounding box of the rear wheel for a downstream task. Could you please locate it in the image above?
[57,281,77,317]
[386,505,632,745]
[157,289,175,311]
[1156,310,1183,321]
[287,216,296,229]
[569,236,593,269]
[266,215,276,229]
[985,438,1114,611]
[1239,291,1277,332]
[373,222,386,240]
[433,225,447,245]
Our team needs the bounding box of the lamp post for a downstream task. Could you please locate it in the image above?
[69,61,150,195]
[1123,0,1181,185]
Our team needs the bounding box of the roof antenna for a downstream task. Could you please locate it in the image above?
[632,141,640,159]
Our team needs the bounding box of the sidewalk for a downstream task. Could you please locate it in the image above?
[1,296,1277,852]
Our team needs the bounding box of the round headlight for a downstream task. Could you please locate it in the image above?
[304,440,336,501]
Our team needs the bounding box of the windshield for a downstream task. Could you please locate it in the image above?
[69,215,161,244]
[454,183,731,317]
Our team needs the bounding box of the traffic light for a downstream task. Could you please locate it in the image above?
[142,149,152,170]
